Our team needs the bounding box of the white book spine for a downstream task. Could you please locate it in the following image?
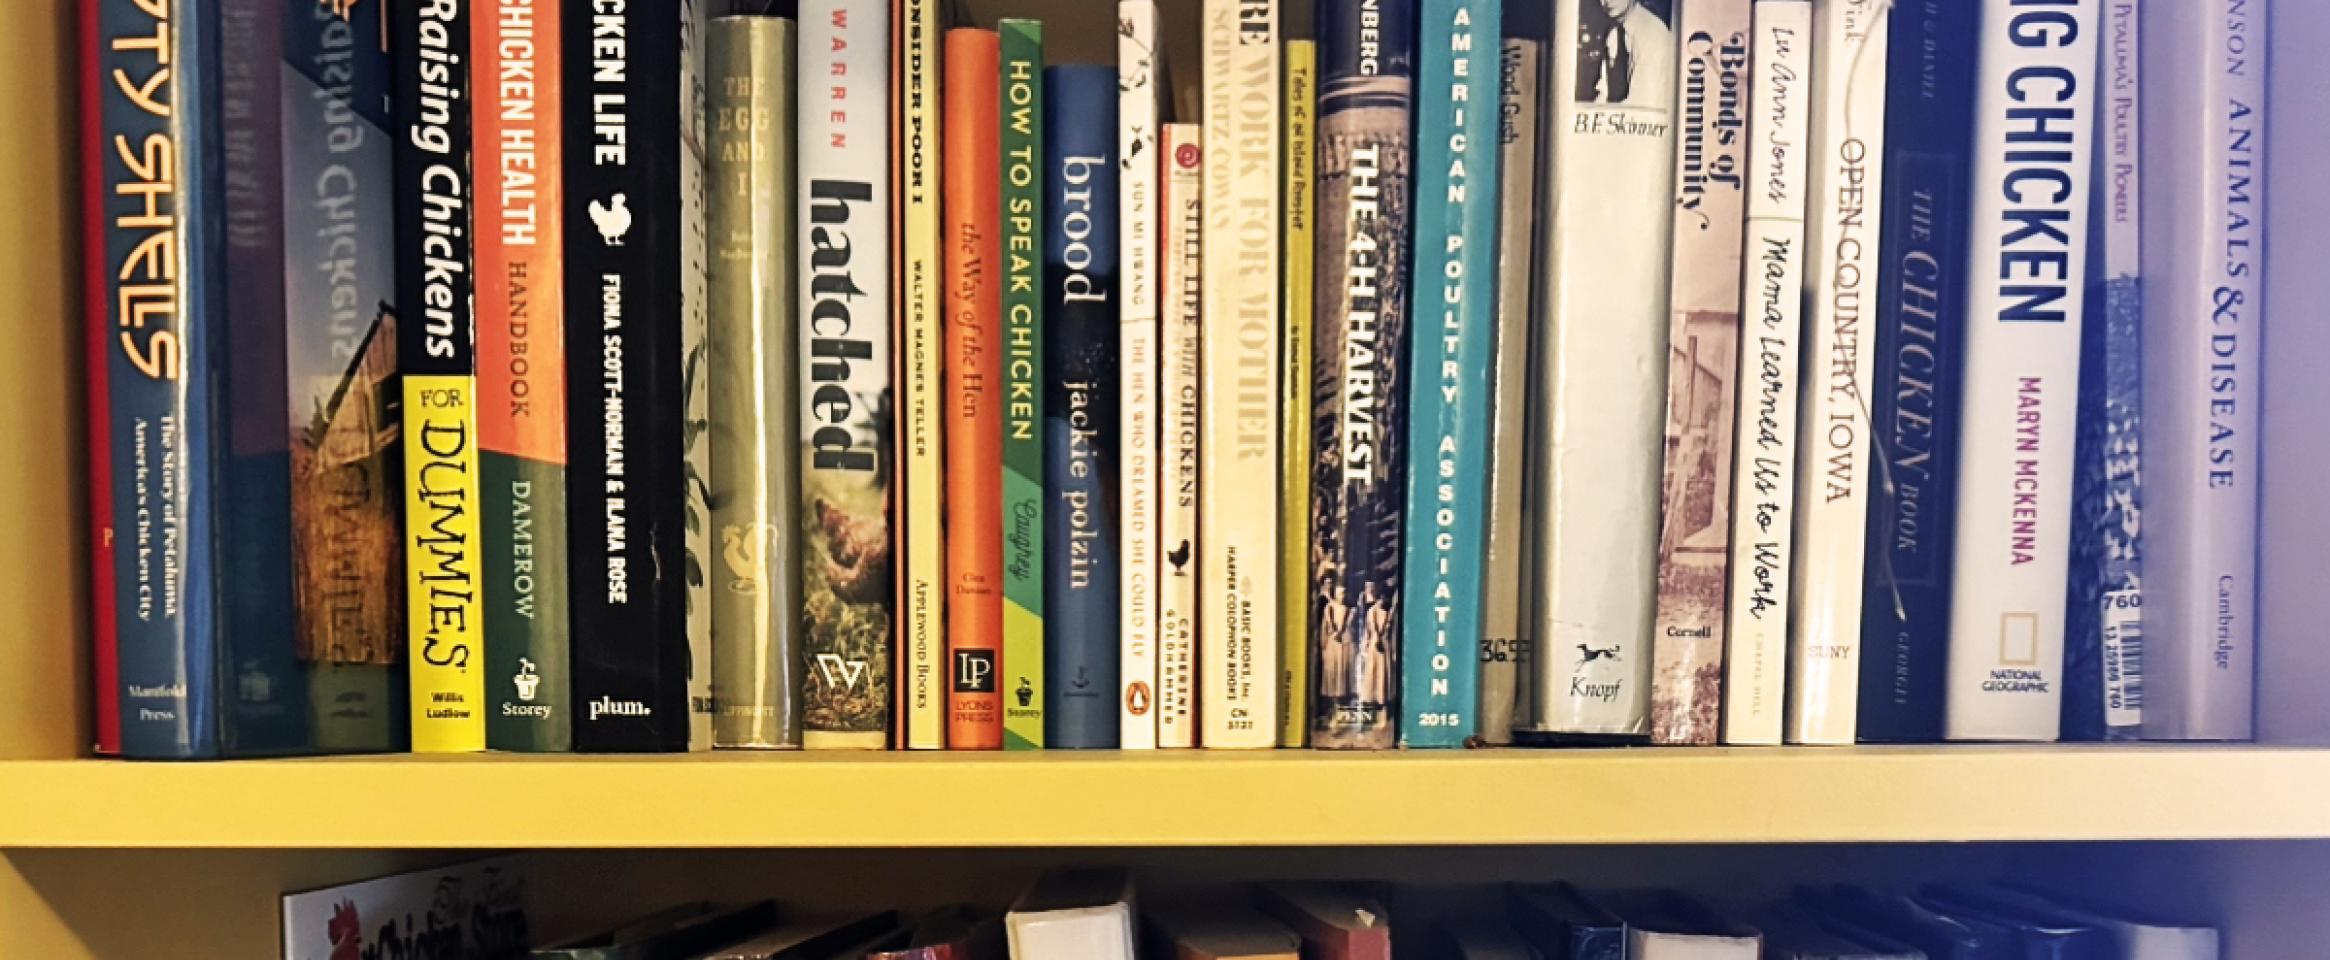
[1157,123,1204,748]
[1945,0,2099,742]
[1523,0,1677,738]
[1785,0,1888,745]
[1723,0,1813,747]
[2138,0,2265,742]
[1199,0,1281,749]
[1117,0,1162,749]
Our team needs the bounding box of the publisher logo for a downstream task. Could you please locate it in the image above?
[954,650,997,694]
[1125,682,1152,717]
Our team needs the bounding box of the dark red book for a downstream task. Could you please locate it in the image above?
[78,0,119,756]
[866,906,1005,960]
[1257,884,1391,960]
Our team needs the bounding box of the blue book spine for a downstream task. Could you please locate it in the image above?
[1309,0,1415,751]
[104,0,226,758]
[1856,0,1979,744]
[1042,65,1121,749]
[1398,0,1501,748]
[2064,0,2143,742]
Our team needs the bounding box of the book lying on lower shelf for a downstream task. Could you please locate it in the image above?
[533,901,780,960]
[1431,916,1540,960]
[1256,883,1391,960]
[1145,902,1302,960]
[281,857,532,960]
[1006,869,1138,960]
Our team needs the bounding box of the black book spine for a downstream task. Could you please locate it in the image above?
[563,0,703,751]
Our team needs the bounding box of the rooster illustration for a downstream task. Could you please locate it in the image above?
[814,497,892,604]
[327,899,363,960]
[589,193,632,246]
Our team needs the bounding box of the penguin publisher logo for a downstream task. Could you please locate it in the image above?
[1125,681,1152,717]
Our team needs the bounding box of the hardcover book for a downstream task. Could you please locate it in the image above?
[478,0,573,753]
[1646,0,1751,746]
[395,0,486,753]
[1157,122,1205,748]
[797,0,895,750]
[708,11,804,750]
[1999,887,2219,960]
[1399,0,1504,748]
[533,902,779,960]
[1199,0,1283,749]
[895,0,947,750]
[944,27,1006,750]
[1006,870,1138,960]
[2139,0,2263,742]
[1787,0,1892,746]
[79,0,119,755]
[283,0,405,754]
[1721,0,1813,746]
[1945,0,2099,742]
[1857,0,1980,744]
[1277,38,1316,749]
[1121,0,1165,750]
[1916,887,2113,959]
[1044,64,1123,750]
[564,0,714,752]
[1144,904,1301,960]
[1480,21,1545,747]
[1256,884,1391,960]
[1509,884,1624,960]
[1522,0,1677,741]
[280,858,530,960]
[1607,891,1762,959]
[691,913,904,960]
[2063,0,2144,742]
[999,18,1049,750]
[1429,919,1539,960]
[1754,906,1922,960]
[1309,0,1415,751]
[1795,886,2008,960]
[863,906,1006,960]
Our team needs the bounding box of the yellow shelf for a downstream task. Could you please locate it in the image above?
[4,745,2327,849]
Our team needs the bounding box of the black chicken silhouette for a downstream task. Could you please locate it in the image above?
[1165,539,1191,574]
[1576,643,1621,664]
[589,193,632,246]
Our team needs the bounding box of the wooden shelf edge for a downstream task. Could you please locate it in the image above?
[0,745,2317,848]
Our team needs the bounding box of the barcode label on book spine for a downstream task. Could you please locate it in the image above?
[2102,588,2143,726]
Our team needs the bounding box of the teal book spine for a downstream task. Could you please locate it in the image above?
[998,18,1047,750]
[1398,0,1502,747]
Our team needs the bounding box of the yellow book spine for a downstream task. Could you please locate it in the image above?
[897,0,948,750]
[1278,40,1316,748]
[406,375,486,752]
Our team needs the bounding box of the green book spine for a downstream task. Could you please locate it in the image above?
[999,18,1047,750]
[708,14,803,749]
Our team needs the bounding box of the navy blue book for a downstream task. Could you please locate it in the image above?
[1856,0,1981,744]
[1917,888,2113,960]
[1797,887,2009,960]
[101,0,314,758]
[1508,883,1622,960]
[1041,65,1121,749]
[1308,0,1415,751]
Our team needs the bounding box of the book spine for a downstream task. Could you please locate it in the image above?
[1119,0,1163,750]
[1157,122,1204,748]
[1043,64,1122,750]
[1522,0,1676,739]
[709,14,804,750]
[945,27,1005,751]
[1308,0,1411,751]
[78,0,120,755]
[1479,33,1542,747]
[1722,0,1813,746]
[477,0,573,753]
[1646,0,1751,746]
[1786,0,1890,746]
[284,0,404,754]
[1199,0,1281,749]
[2139,0,2259,742]
[564,0,711,752]
[797,0,894,750]
[396,0,485,753]
[1277,39,1316,749]
[896,0,946,750]
[1857,0,1979,744]
[2064,0,2143,741]
[1945,0,2098,742]
[1398,0,1502,748]
[104,0,223,759]
[999,19,1048,750]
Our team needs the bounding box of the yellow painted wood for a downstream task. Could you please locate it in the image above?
[6,746,2330,848]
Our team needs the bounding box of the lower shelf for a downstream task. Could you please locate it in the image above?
[2,744,2322,848]
[9,740,2320,848]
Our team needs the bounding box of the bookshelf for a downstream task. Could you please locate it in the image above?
[8,0,2330,956]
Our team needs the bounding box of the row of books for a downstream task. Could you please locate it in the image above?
[84,0,2270,757]
[286,859,2222,959]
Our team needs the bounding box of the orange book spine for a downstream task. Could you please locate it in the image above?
[944,28,1006,749]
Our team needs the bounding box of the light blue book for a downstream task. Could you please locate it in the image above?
[1398,0,1502,747]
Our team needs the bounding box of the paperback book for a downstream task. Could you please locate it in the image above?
[1278,39,1316,750]
[1479,19,1545,747]
[999,18,1048,750]
[1121,0,1165,750]
[945,26,1005,750]
[1157,122,1205,748]
[896,0,947,751]
[1309,0,1414,751]
[709,11,804,750]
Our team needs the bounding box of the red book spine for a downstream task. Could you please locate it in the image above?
[80,0,120,755]
[943,28,1005,749]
